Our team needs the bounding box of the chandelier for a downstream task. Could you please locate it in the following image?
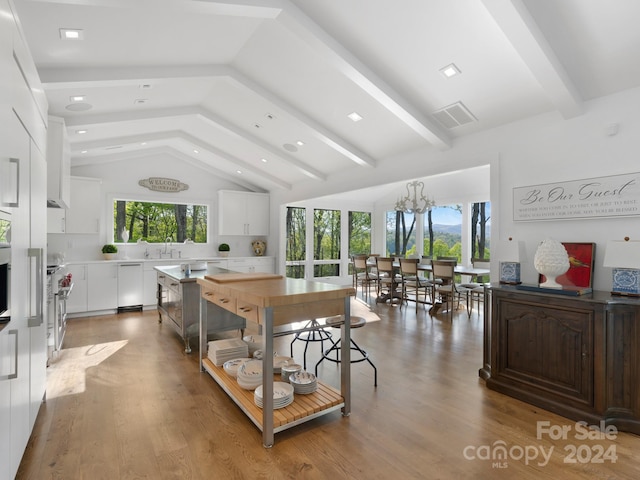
[394,180,435,214]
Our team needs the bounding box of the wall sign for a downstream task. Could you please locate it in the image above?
[138,177,189,193]
[513,172,640,221]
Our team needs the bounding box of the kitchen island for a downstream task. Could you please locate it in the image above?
[155,264,246,353]
[197,273,355,447]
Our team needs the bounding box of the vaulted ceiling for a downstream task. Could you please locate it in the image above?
[13,0,640,193]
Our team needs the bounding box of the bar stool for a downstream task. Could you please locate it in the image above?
[290,319,334,370]
[314,316,377,386]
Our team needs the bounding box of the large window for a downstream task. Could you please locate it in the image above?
[113,200,207,243]
[348,211,372,255]
[471,201,491,259]
[423,205,462,261]
[386,210,416,256]
[314,208,340,277]
[285,206,306,278]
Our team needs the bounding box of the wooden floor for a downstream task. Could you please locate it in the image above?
[17,291,640,479]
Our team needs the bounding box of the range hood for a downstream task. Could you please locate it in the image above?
[47,116,71,209]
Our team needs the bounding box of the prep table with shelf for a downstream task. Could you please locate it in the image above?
[197,273,355,447]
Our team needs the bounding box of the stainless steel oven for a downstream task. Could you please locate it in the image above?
[0,210,10,323]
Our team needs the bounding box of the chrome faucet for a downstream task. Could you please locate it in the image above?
[164,237,172,254]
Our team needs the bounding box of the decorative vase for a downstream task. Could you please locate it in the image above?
[534,238,569,288]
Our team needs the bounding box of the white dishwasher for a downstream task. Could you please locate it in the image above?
[118,262,143,311]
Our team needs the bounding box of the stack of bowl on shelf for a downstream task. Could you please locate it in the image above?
[289,371,318,394]
[254,382,294,409]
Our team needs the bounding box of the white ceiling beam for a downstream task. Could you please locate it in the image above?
[72,145,266,192]
[21,0,283,18]
[60,106,325,181]
[481,0,583,118]
[275,1,452,150]
[71,129,292,190]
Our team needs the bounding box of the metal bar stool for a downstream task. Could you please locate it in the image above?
[314,316,377,386]
[290,319,335,370]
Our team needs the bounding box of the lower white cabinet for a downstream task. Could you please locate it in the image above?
[65,264,88,313]
[226,257,274,273]
[88,263,118,311]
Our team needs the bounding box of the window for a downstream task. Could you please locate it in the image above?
[386,210,416,257]
[285,207,306,278]
[113,200,207,243]
[314,208,340,277]
[471,201,491,259]
[348,211,372,256]
[423,205,462,262]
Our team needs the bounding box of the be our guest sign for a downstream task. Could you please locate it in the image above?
[513,172,640,221]
[139,177,189,193]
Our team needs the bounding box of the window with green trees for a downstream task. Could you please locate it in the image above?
[386,210,416,256]
[113,200,207,243]
[348,211,371,255]
[314,208,340,277]
[285,207,306,278]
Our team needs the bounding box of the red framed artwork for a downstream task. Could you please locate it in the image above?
[539,242,596,289]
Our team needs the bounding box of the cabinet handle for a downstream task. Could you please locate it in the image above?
[1,330,19,380]
[239,306,253,313]
[28,247,44,327]
[204,292,213,297]
[220,298,230,304]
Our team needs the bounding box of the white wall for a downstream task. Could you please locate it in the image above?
[271,85,640,292]
[47,152,266,261]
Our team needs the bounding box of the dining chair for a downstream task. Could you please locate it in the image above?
[459,258,491,317]
[431,259,472,321]
[399,258,432,312]
[352,254,378,300]
[375,256,401,304]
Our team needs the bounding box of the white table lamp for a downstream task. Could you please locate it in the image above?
[499,237,522,284]
[603,238,640,296]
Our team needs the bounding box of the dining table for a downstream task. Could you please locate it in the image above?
[364,258,491,312]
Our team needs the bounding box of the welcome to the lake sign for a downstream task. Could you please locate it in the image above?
[513,172,640,221]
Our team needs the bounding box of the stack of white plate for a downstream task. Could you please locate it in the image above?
[236,359,263,390]
[289,371,318,394]
[207,338,248,366]
[222,358,251,378]
[242,334,262,356]
[273,356,294,374]
[254,382,294,409]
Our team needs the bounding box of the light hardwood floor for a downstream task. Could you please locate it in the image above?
[17,291,640,479]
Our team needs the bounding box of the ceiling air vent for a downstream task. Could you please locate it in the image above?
[432,102,477,128]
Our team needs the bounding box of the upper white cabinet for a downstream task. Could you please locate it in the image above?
[66,176,101,234]
[46,116,71,209]
[218,190,269,236]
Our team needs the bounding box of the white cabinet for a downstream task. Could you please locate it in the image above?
[47,208,66,233]
[66,264,88,313]
[65,177,101,234]
[206,258,228,270]
[87,263,118,311]
[117,262,143,308]
[218,190,269,236]
[46,116,71,209]
[226,257,275,273]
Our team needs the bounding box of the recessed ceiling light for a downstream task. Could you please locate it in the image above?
[141,142,147,146]
[265,113,276,120]
[75,129,87,134]
[253,123,262,129]
[139,84,153,89]
[70,95,85,102]
[440,63,461,78]
[347,111,363,122]
[81,150,88,154]
[193,149,199,154]
[134,99,147,105]
[59,28,84,40]
[261,158,268,163]
[296,140,305,146]
[236,170,242,174]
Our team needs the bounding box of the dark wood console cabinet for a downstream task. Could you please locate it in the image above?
[481,285,640,434]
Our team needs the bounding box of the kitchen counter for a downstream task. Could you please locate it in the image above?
[65,256,263,265]
[155,264,245,353]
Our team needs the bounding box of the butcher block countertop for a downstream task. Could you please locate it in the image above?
[198,274,356,309]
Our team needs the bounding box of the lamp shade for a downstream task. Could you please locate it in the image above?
[603,241,640,269]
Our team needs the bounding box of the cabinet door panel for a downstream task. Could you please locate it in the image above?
[88,263,118,311]
[66,264,88,313]
[66,177,101,234]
